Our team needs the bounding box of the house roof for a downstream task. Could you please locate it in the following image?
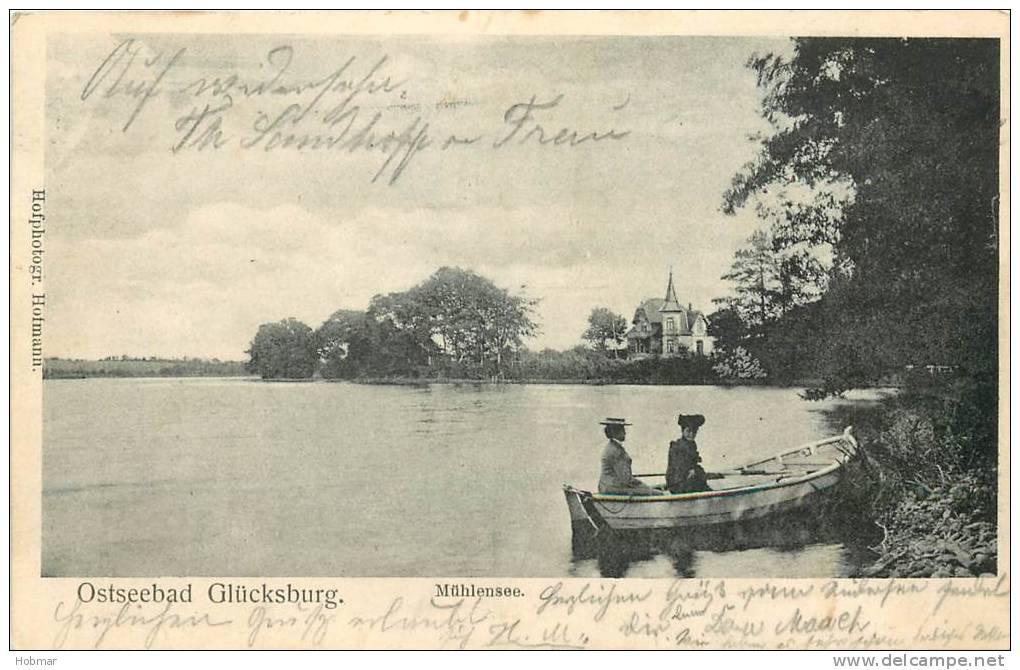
[683,310,708,335]
[635,298,666,324]
[661,270,683,312]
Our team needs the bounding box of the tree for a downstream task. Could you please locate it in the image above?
[582,307,627,354]
[719,230,784,333]
[723,38,999,390]
[481,289,540,374]
[706,306,747,352]
[718,229,825,337]
[315,309,374,379]
[405,267,538,376]
[245,318,319,379]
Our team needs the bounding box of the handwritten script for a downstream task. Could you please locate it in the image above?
[53,599,232,649]
[78,39,633,185]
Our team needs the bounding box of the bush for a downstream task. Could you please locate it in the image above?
[712,346,767,380]
[830,376,997,577]
[510,348,718,384]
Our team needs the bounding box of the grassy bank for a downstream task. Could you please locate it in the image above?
[829,376,998,578]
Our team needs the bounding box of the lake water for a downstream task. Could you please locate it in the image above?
[43,378,884,577]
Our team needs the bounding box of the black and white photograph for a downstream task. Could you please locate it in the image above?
[11,10,1008,651]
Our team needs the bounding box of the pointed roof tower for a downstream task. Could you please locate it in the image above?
[660,267,683,313]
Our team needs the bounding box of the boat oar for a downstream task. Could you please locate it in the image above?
[634,470,742,479]
[635,467,815,480]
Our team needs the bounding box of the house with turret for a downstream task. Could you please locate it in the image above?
[625,270,715,357]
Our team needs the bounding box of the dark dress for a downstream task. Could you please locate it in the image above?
[666,437,710,494]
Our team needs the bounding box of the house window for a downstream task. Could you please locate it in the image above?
[666,317,674,333]
[696,340,704,355]
[667,340,676,354]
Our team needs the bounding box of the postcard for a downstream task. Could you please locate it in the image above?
[10,10,1010,650]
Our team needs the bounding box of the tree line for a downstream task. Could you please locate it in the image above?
[245,267,538,380]
[248,272,732,384]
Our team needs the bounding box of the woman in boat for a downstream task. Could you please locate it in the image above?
[598,418,660,496]
[666,414,711,494]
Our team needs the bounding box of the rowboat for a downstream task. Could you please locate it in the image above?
[563,426,858,534]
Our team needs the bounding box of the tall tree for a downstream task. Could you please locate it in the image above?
[245,318,319,379]
[582,307,627,353]
[718,229,825,337]
[723,38,999,390]
[365,267,539,377]
[410,267,538,370]
[720,230,784,333]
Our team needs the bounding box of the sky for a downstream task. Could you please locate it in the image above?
[45,34,790,360]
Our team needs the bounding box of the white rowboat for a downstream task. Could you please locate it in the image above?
[564,426,858,532]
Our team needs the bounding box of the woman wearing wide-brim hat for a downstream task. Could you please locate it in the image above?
[666,414,710,494]
[597,418,660,496]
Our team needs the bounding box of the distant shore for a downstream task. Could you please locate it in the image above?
[42,357,249,379]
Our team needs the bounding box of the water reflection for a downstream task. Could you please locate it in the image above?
[572,509,872,578]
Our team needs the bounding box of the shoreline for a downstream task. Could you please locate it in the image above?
[41,372,851,387]
[43,374,828,389]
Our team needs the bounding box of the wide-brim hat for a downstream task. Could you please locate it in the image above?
[599,417,632,426]
[678,414,706,429]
